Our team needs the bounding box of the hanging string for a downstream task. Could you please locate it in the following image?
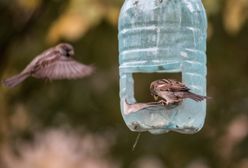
[132,132,141,151]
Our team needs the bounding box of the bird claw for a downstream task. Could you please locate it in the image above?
[158,100,167,106]
[168,100,182,106]
[158,99,182,106]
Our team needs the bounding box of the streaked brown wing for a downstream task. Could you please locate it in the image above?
[22,48,60,74]
[157,79,190,92]
[168,80,190,92]
[35,58,94,80]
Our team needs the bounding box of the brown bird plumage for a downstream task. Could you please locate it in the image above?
[2,43,94,88]
[150,79,208,105]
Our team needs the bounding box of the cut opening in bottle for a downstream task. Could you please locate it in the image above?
[133,72,181,103]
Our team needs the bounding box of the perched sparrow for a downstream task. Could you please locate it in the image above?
[124,99,162,115]
[2,43,94,88]
[150,79,208,105]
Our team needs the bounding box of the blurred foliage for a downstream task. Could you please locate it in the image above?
[0,0,248,168]
[47,0,120,43]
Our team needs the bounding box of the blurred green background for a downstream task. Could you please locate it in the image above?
[0,0,248,168]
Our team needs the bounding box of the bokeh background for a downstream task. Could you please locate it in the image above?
[0,0,248,168]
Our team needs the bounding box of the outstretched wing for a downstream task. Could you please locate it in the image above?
[155,79,190,92]
[22,48,59,74]
[35,57,94,80]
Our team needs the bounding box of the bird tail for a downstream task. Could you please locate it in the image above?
[184,91,210,102]
[86,64,96,76]
[2,73,29,88]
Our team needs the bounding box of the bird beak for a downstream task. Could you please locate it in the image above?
[69,50,74,56]
[154,95,158,101]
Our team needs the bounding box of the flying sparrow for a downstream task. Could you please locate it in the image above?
[2,43,95,88]
[150,79,208,105]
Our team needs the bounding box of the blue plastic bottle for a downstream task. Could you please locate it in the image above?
[118,0,207,134]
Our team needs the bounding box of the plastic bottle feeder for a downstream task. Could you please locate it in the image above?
[118,0,207,134]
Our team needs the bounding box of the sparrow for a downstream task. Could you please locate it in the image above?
[150,79,208,105]
[2,43,95,88]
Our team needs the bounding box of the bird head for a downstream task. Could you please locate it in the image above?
[56,43,74,57]
[150,81,159,101]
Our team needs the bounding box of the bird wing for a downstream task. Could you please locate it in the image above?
[22,48,58,74]
[156,79,190,92]
[35,57,94,80]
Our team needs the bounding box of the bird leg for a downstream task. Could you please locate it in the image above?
[158,99,167,106]
[167,99,182,106]
[159,99,182,106]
